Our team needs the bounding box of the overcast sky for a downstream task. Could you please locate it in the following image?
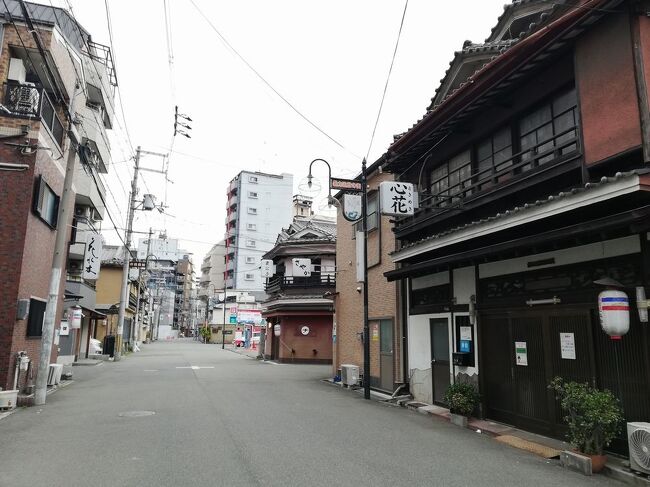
[58,0,508,264]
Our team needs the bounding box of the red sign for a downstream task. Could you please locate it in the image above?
[330,177,361,192]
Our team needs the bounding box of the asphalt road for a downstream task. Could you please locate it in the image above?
[0,340,619,487]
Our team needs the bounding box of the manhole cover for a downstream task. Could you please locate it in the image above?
[118,410,156,418]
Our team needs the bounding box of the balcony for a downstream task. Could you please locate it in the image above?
[396,125,580,238]
[3,81,64,148]
[228,193,238,208]
[228,210,238,223]
[265,274,336,294]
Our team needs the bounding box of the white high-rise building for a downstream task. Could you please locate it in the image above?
[225,171,293,296]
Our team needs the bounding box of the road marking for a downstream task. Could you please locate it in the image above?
[175,366,215,370]
[143,369,158,372]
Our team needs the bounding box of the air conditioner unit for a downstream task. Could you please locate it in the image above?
[628,422,650,474]
[341,364,360,386]
[47,364,63,386]
[75,206,92,218]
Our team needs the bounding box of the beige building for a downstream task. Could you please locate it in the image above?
[333,162,403,392]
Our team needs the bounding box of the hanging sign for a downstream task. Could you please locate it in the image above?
[515,341,528,366]
[598,290,630,339]
[274,324,281,337]
[379,181,415,216]
[292,258,312,277]
[560,333,576,360]
[260,259,275,278]
[342,194,362,222]
[330,177,362,192]
[371,324,379,341]
[82,232,102,280]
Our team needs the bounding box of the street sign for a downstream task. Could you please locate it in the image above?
[229,316,237,324]
[379,181,415,216]
[129,259,148,269]
[330,177,362,192]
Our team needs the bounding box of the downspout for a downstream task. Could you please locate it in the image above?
[630,2,650,163]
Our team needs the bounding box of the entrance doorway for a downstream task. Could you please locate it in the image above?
[379,319,393,391]
[430,318,451,405]
[481,308,595,436]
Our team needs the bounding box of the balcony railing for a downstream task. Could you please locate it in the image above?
[265,274,336,294]
[414,126,579,214]
[3,81,65,147]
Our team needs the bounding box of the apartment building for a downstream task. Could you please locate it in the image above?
[0,1,115,390]
[225,171,293,297]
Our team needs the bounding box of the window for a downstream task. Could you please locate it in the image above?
[245,239,256,248]
[248,191,258,199]
[248,176,258,183]
[26,298,46,337]
[244,273,255,281]
[476,126,513,190]
[33,176,59,228]
[367,192,378,231]
[429,150,471,206]
[519,88,578,170]
[247,207,257,215]
[247,223,257,231]
[245,256,255,264]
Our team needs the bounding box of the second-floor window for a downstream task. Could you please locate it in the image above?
[430,150,472,206]
[33,176,59,228]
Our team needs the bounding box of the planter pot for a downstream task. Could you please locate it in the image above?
[0,390,18,410]
[449,412,468,428]
[589,454,607,473]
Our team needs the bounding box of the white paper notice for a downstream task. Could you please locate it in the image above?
[515,341,528,366]
[460,326,472,341]
[560,332,576,360]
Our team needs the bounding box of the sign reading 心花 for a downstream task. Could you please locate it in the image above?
[379,181,416,217]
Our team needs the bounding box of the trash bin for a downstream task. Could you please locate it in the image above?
[103,335,116,357]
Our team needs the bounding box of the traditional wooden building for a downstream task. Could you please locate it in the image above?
[381,0,650,451]
[262,197,336,364]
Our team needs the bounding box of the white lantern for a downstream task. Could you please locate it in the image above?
[598,290,630,339]
[273,324,281,337]
[69,306,83,329]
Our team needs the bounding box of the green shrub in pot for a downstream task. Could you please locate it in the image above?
[549,377,623,456]
[444,381,480,417]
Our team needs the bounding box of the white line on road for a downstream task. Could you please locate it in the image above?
[175,366,215,370]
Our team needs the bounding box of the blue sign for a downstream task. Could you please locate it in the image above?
[229,316,237,324]
[459,340,471,353]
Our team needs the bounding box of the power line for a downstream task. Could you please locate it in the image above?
[188,0,359,159]
[366,0,409,161]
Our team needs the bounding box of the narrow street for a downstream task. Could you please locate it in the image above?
[0,341,617,487]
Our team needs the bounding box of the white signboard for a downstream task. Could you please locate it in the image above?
[83,232,103,280]
[343,194,362,222]
[60,320,70,336]
[460,326,472,341]
[515,341,528,366]
[69,307,82,329]
[379,181,415,217]
[292,258,312,277]
[260,259,275,278]
[356,231,364,282]
[560,333,576,360]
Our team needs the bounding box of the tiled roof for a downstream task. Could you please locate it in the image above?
[392,170,647,255]
[277,215,337,243]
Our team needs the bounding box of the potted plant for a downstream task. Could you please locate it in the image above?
[444,381,480,427]
[199,326,211,344]
[549,377,623,473]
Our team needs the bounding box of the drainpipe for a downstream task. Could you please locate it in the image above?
[630,3,650,162]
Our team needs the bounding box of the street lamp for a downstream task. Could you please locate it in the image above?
[306,157,370,400]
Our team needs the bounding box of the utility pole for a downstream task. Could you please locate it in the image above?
[115,146,141,361]
[222,289,227,349]
[132,227,153,348]
[361,158,370,400]
[34,135,79,405]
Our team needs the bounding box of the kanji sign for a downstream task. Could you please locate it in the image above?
[292,258,312,277]
[379,181,415,216]
[260,259,275,278]
[83,232,102,280]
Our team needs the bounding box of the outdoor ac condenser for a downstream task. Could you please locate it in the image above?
[628,422,650,474]
[341,364,359,386]
[47,364,63,386]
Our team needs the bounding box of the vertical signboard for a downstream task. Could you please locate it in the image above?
[83,232,103,280]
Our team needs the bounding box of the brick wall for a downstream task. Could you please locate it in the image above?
[333,170,401,390]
